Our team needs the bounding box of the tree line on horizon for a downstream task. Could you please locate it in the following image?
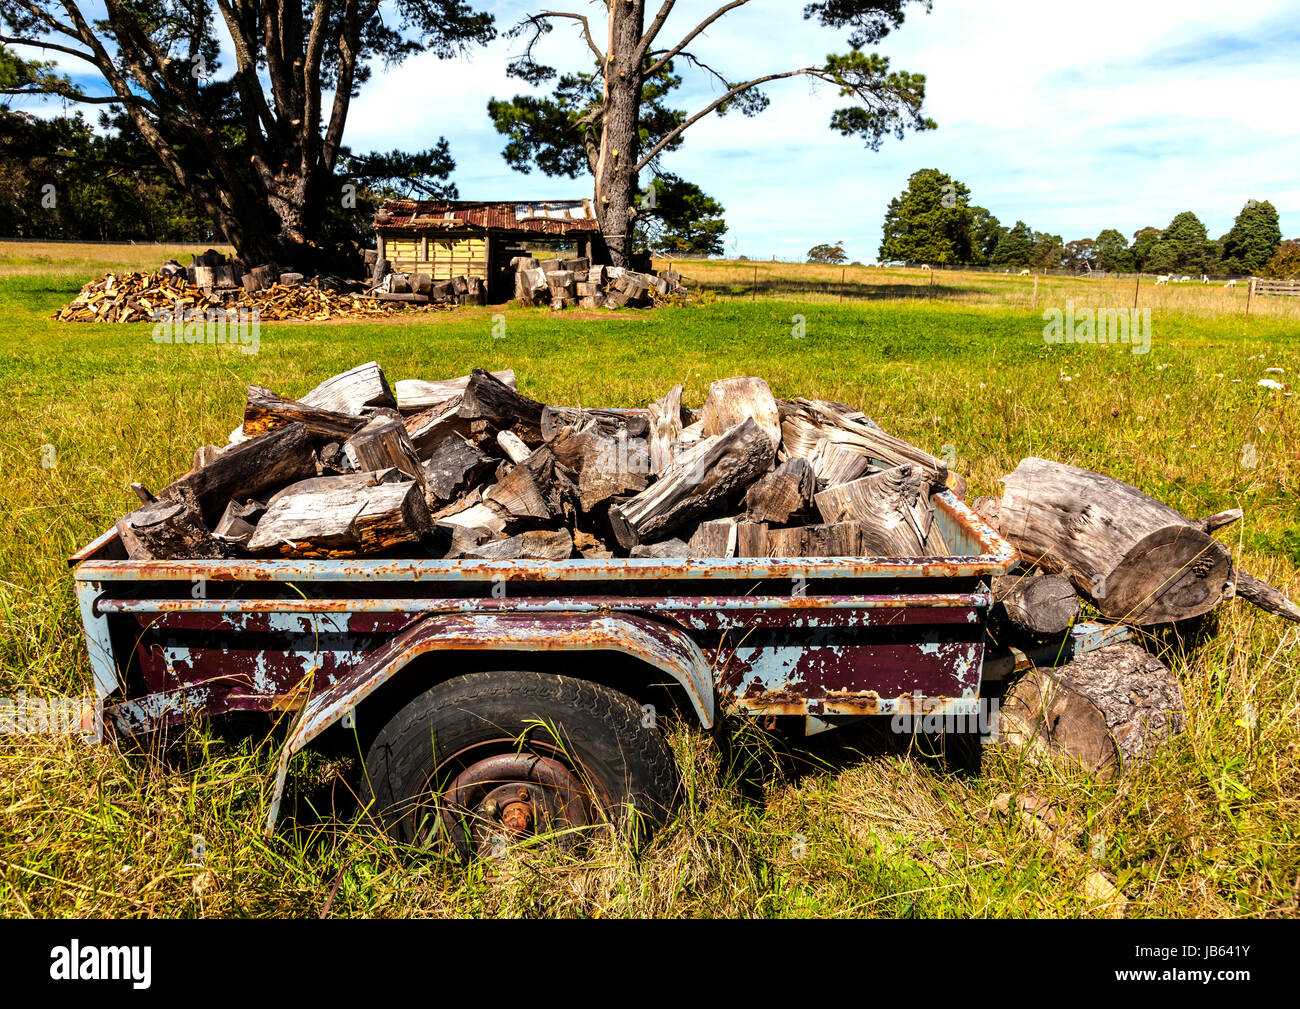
[877,168,1296,278]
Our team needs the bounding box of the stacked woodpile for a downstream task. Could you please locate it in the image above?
[364,250,489,307]
[510,256,686,310]
[55,268,446,324]
[115,364,961,562]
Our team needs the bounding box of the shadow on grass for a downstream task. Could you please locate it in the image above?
[694,279,1000,304]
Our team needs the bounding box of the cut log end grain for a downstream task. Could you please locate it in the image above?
[992,572,1081,640]
[247,473,431,556]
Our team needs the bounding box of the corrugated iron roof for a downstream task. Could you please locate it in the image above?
[376,198,601,234]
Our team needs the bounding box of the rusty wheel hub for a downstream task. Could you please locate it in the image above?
[441,752,592,858]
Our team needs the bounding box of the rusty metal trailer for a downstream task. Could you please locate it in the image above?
[71,489,1020,853]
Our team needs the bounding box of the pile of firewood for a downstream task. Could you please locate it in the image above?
[54,269,444,324]
[116,364,959,562]
[113,359,1300,632]
[511,256,686,310]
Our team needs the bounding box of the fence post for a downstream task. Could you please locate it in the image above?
[1246,277,1254,316]
[753,265,758,302]
[840,267,845,302]
[1032,274,1039,311]
[1133,276,1139,309]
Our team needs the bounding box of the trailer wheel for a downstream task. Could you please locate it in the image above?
[362,670,678,858]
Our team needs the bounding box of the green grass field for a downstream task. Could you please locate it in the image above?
[1,242,1296,917]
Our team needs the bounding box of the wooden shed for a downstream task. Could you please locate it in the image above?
[374,198,605,301]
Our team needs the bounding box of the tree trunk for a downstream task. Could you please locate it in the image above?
[595,0,645,267]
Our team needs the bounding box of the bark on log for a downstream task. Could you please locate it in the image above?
[458,368,545,442]
[996,457,1232,625]
[421,432,495,502]
[607,418,776,550]
[243,385,367,442]
[1234,569,1300,623]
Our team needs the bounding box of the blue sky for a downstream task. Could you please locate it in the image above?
[15,0,1300,260]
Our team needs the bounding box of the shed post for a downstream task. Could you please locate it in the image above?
[420,235,428,262]
[377,234,385,261]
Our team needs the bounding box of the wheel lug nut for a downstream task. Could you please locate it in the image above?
[483,800,499,817]
[517,787,530,800]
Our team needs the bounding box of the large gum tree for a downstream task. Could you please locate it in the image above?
[491,1,936,266]
[0,0,494,269]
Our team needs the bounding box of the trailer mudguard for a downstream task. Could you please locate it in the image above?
[265,610,715,831]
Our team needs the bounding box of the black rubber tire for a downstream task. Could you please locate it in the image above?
[362,670,678,855]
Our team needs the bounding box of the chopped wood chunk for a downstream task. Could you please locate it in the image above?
[299,361,395,415]
[247,473,431,556]
[701,376,781,451]
[745,457,814,524]
[243,385,367,441]
[117,499,231,560]
[394,369,516,411]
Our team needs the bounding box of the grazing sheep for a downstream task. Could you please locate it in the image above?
[1180,275,1191,283]
[1201,275,1209,284]
[920,264,931,271]
[1224,279,1237,288]
[1018,268,1030,276]
[1155,275,1170,286]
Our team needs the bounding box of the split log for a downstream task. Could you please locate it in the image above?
[780,399,948,490]
[463,529,573,561]
[647,384,685,476]
[745,457,814,524]
[735,521,769,557]
[404,399,468,457]
[459,368,545,442]
[344,416,427,490]
[116,499,231,560]
[765,522,861,558]
[421,433,495,502]
[243,385,367,441]
[496,430,532,464]
[213,498,266,548]
[247,473,431,556]
[577,427,649,511]
[486,446,571,524]
[995,458,1233,625]
[701,377,781,451]
[541,405,649,445]
[991,572,1081,640]
[299,361,395,415]
[394,369,516,412]
[813,465,947,557]
[607,418,776,550]
[160,423,317,526]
